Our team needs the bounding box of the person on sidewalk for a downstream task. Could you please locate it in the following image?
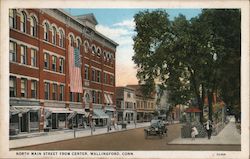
[92,120,96,132]
[191,126,198,140]
[205,120,213,139]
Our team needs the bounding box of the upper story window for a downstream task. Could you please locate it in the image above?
[84,40,89,53]
[30,16,37,37]
[52,56,57,71]
[59,58,64,73]
[31,49,37,67]
[97,92,101,104]
[52,27,57,45]
[92,90,96,103]
[77,39,81,50]
[84,65,89,80]
[59,85,64,101]
[43,23,49,41]
[91,45,96,54]
[103,51,106,61]
[52,83,57,100]
[21,78,27,97]
[9,41,16,62]
[110,75,114,85]
[97,47,101,57]
[44,82,50,100]
[9,9,17,29]
[31,80,37,98]
[103,73,107,84]
[127,92,131,98]
[70,92,74,102]
[59,30,64,47]
[9,76,16,97]
[92,69,96,81]
[44,53,49,69]
[20,45,27,64]
[97,70,101,83]
[20,11,27,33]
[69,35,74,47]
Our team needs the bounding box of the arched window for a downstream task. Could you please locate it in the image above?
[97,47,101,57]
[103,51,106,60]
[30,16,37,37]
[9,9,17,28]
[77,39,81,50]
[43,22,49,41]
[91,45,96,54]
[52,26,57,44]
[84,40,89,53]
[69,35,74,47]
[59,30,64,47]
[20,11,27,33]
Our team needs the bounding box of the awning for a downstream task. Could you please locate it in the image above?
[107,95,113,105]
[10,106,40,115]
[44,107,74,114]
[93,109,109,119]
[67,111,77,120]
[105,106,115,111]
[104,94,109,104]
[71,108,89,116]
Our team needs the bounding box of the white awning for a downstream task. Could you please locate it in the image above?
[71,108,89,116]
[93,109,109,119]
[44,107,74,114]
[67,111,77,120]
[105,106,115,112]
[107,95,113,105]
[104,94,109,104]
[10,106,40,115]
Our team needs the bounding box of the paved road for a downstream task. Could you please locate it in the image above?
[14,124,240,151]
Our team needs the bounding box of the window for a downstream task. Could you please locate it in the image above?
[91,45,96,54]
[44,53,49,69]
[44,23,49,41]
[59,30,64,47]
[52,56,57,71]
[9,9,16,28]
[30,17,37,37]
[97,92,101,104]
[31,80,37,98]
[91,69,96,81]
[92,90,96,103]
[59,58,64,73]
[9,41,16,62]
[52,27,57,44]
[21,78,27,97]
[9,76,16,97]
[70,92,74,102]
[59,85,64,101]
[20,45,27,64]
[76,93,81,102]
[110,75,114,85]
[84,41,89,53]
[70,35,74,47]
[103,73,107,84]
[97,48,101,57]
[31,49,37,67]
[77,39,81,50]
[44,82,50,100]
[103,51,106,61]
[97,71,101,83]
[52,84,57,100]
[20,11,27,33]
[84,65,89,80]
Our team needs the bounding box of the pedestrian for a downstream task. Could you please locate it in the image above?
[191,126,198,140]
[92,120,96,132]
[205,120,213,139]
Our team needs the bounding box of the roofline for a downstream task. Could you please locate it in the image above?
[57,9,119,47]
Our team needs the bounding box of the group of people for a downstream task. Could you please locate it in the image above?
[191,120,213,140]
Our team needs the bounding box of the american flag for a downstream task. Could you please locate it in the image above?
[69,45,83,93]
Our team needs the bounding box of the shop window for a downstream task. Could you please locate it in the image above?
[9,41,16,62]
[31,80,37,98]
[9,76,16,97]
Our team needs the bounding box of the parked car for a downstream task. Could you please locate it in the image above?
[144,119,168,139]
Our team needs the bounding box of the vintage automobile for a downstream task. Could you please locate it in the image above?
[144,119,168,139]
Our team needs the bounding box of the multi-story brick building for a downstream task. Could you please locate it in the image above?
[9,9,118,135]
[127,85,156,122]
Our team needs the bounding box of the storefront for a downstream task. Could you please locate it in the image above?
[93,109,109,126]
[9,106,40,135]
[69,109,89,128]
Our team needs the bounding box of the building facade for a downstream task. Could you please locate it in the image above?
[127,85,156,122]
[116,87,136,124]
[9,9,118,135]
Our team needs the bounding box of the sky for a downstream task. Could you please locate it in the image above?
[64,9,202,86]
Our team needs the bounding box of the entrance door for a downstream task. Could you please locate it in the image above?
[52,113,57,129]
[20,113,28,132]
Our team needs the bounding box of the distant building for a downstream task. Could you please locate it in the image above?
[9,9,118,135]
[116,87,136,123]
[127,85,156,122]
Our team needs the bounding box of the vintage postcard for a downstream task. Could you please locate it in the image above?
[0,0,249,159]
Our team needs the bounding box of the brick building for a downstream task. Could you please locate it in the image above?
[9,9,118,134]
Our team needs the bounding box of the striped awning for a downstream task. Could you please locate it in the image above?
[10,106,40,115]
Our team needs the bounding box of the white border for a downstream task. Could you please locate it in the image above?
[0,0,249,159]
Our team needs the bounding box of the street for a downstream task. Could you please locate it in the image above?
[14,124,240,151]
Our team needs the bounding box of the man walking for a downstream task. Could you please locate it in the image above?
[205,120,213,139]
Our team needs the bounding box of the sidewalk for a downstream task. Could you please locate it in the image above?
[168,117,241,145]
[9,122,150,149]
